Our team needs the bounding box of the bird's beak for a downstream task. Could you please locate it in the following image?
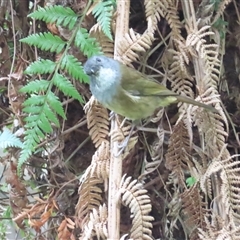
[84,65,97,76]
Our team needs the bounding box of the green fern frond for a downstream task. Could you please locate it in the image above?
[20,80,50,93]
[18,91,65,173]
[52,73,83,102]
[41,103,60,126]
[23,104,60,127]
[46,91,66,119]
[75,28,102,56]
[92,0,115,40]
[38,113,53,133]
[29,5,77,30]
[18,126,45,173]
[60,55,89,82]
[0,129,23,149]
[23,99,60,133]
[23,95,45,106]
[18,5,101,174]
[22,106,42,114]
[24,60,56,74]
[18,146,32,172]
[20,32,65,53]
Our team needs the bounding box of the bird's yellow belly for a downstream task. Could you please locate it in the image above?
[106,96,160,120]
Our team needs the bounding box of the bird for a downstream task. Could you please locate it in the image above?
[84,55,216,121]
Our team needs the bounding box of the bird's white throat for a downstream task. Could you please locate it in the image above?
[97,67,119,90]
[90,67,120,106]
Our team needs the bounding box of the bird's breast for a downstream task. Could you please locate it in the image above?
[89,68,120,106]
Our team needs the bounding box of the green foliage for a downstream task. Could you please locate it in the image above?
[92,0,116,40]
[29,5,78,30]
[19,5,102,173]
[19,91,65,167]
[186,177,197,187]
[75,28,102,56]
[212,18,228,39]
[20,32,66,53]
[210,0,222,10]
[25,59,56,74]
[52,73,83,101]
[0,207,11,239]
[0,129,23,149]
[60,55,89,82]
[20,80,50,93]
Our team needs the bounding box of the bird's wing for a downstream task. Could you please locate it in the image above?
[119,64,217,113]
[120,63,178,97]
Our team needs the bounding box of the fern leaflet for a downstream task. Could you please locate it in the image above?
[20,32,65,53]
[29,5,77,30]
[20,80,50,93]
[0,129,23,149]
[75,28,102,56]
[46,92,66,119]
[52,73,83,102]
[24,60,56,74]
[60,55,89,82]
[92,0,115,40]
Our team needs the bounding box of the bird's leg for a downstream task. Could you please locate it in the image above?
[115,120,136,157]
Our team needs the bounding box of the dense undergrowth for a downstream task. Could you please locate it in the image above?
[0,0,240,239]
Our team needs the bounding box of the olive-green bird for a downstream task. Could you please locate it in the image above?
[84,55,216,120]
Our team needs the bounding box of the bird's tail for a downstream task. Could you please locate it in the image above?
[175,95,217,113]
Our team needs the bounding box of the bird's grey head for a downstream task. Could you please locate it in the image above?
[84,55,104,77]
[84,55,119,77]
[84,55,121,105]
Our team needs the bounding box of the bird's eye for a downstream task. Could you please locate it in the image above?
[96,57,101,63]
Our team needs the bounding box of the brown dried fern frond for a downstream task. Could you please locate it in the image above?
[119,175,154,240]
[185,25,221,95]
[13,197,56,233]
[168,49,194,98]
[76,171,103,228]
[164,187,182,239]
[90,23,114,56]
[181,186,208,239]
[185,27,221,93]
[110,122,133,142]
[193,109,228,157]
[189,152,213,198]
[144,0,183,42]
[200,150,240,223]
[90,141,110,182]
[165,120,192,187]
[84,96,109,148]
[139,123,165,180]
[80,204,108,240]
[165,4,184,41]
[117,28,154,66]
[58,217,75,240]
[144,0,168,30]
[184,24,228,159]
[198,216,240,240]
[186,25,215,49]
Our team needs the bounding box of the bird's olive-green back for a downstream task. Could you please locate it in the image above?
[119,63,178,97]
[101,63,177,120]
